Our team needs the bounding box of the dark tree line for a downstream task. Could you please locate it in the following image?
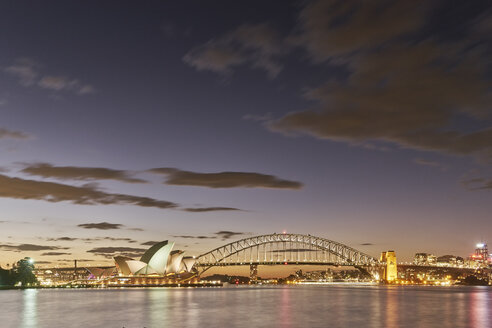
[0,257,38,286]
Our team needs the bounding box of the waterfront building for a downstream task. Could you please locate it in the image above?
[113,240,196,276]
[469,243,491,268]
[414,253,437,266]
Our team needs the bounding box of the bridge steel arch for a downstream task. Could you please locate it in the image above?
[195,233,379,273]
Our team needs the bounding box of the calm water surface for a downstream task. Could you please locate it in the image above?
[0,285,490,328]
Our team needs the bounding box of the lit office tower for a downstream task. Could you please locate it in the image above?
[473,243,490,266]
[380,251,398,283]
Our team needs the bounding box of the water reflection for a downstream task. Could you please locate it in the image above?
[21,289,38,328]
[385,289,399,327]
[1,286,489,328]
[470,288,490,328]
[279,287,292,328]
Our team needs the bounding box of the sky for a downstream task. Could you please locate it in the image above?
[0,0,491,270]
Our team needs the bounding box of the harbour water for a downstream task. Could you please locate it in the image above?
[0,285,490,328]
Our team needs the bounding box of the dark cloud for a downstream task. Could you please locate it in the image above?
[0,174,178,209]
[360,243,374,246]
[141,241,160,246]
[87,246,146,259]
[172,235,216,239]
[46,237,78,241]
[215,231,245,241]
[41,252,71,256]
[46,236,137,243]
[183,207,242,212]
[21,163,146,183]
[183,23,285,78]
[267,1,492,161]
[0,244,69,252]
[149,168,303,189]
[78,222,123,230]
[0,128,30,140]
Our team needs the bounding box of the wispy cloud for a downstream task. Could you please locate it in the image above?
[184,23,286,78]
[0,243,69,252]
[413,158,446,170]
[0,174,178,209]
[21,163,146,183]
[0,128,30,140]
[87,246,147,259]
[77,222,124,230]
[172,235,216,239]
[3,58,95,95]
[3,58,39,86]
[215,231,245,240]
[149,168,303,190]
[183,207,242,212]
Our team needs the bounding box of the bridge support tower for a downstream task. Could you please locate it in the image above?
[250,264,258,282]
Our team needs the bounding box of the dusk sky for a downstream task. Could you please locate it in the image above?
[0,0,491,269]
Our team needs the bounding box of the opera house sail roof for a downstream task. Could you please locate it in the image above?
[113,240,196,276]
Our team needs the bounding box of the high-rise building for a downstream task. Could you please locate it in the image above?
[470,243,491,267]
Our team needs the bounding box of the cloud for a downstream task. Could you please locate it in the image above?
[87,246,147,259]
[183,207,242,212]
[38,76,95,94]
[172,235,216,239]
[41,252,71,256]
[3,58,39,86]
[77,222,123,230]
[46,236,137,243]
[413,158,446,169]
[215,231,245,240]
[360,243,374,246]
[46,237,78,241]
[0,244,69,252]
[0,128,30,140]
[149,168,303,189]
[184,23,285,78]
[3,58,95,95]
[0,174,178,209]
[21,163,146,183]
[268,1,492,162]
[141,241,160,246]
[460,169,492,191]
[292,0,430,62]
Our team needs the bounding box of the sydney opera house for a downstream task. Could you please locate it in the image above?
[107,240,198,285]
[114,240,196,276]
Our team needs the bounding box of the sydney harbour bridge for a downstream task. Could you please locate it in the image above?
[194,233,380,278]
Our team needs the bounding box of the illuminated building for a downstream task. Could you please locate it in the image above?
[414,253,437,266]
[469,243,491,268]
[380,251,397,283]
[113,240,196,276]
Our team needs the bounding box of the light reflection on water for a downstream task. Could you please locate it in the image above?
[0,286,490,328]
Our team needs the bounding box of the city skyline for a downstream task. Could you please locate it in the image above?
[1,0,491,269]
